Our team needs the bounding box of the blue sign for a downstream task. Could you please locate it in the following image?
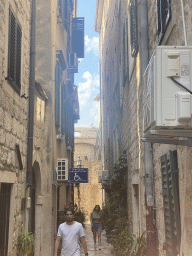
[69,168,88,183]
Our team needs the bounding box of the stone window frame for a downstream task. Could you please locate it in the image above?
[7,6,22,94]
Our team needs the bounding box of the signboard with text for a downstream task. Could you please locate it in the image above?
[69,168,88,183]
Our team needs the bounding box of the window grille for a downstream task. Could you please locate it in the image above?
[7,7,22,93]
[160,150,181,256]
[157,0,172,44]
[129,0,138,57]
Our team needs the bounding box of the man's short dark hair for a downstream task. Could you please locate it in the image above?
[65,207,74,215]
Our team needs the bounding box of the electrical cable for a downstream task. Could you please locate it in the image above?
[170,76,192,95]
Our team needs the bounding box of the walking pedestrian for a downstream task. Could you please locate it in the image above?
[90,205,102,250]
[54,207,88,256]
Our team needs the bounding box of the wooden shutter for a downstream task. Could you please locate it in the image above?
[58,0,62,17]
[64,0,69,31]
[69,106,74,147]
[61,83,67,135]
[8,8,22,92]
[130,0,138,57]
[16,25,22,88]
[55,63,61,127]
[72,18,84,58]
[161,150,181,256]
[8,9,16,81]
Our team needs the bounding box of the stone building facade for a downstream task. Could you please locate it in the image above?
[74,127,102,224]
[0,0,31,255]
[0,0,80,255]
[95,0,192,255]
[34,1,80,254]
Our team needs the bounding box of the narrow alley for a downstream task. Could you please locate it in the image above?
[80,225,113,256]
[1,0,192,255]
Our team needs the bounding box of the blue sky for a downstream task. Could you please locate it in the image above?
[75,0,99,127]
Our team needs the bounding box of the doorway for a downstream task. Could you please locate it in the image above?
[0,183,11,256]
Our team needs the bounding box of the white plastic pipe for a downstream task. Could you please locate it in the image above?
[180,0,187,46]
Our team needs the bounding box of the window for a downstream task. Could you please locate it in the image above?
[7,7,22,93]
[129,0,138,57]
[36,96,45,122]
[57,0,63,17]
[122,19,129,86]
[157,0,172,44]
[0,183,11,256]
[72,18,84,58]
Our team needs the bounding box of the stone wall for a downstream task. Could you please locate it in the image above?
[0,0,31,254]
[96,0,192,254]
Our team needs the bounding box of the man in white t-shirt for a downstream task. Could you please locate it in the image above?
[54,208,88,256]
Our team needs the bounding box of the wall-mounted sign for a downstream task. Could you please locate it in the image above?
[69,168,88,183]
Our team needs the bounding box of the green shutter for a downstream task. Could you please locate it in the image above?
[55,63,61,127]
[8,8,22,92]
[161,150,181,256]
[9,9,16,81]
[16,24,22,88]
[61,83,67,135]
[130,0,138,57]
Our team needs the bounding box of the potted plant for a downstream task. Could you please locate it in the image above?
[130,223,146,256]
[16,228,35,256]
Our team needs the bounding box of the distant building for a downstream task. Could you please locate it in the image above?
[74,127,102,223]
[95,0,192,255]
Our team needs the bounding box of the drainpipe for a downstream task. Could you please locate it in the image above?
[26,0,36,187]
[99,60,106,206]
[137,0,157,255]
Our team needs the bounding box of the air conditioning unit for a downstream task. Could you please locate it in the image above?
[102,170,109,181]
[143,46,192,140]
[56,158,68,181]
[68,53,78,73]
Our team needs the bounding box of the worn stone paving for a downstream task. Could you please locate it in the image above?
[80,224,113,256]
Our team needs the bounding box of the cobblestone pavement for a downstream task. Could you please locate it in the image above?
[80,224,113,256]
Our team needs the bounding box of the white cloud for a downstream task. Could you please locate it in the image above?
[78,58,84,63]
[78,71,99,110]
[92,74,99,88]
[78,71,92,107]
[85,35,99,56]
[90,101,98,117]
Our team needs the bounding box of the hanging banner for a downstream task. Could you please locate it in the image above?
[69,168,88,183]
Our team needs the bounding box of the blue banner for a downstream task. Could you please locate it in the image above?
[69,168,88,183]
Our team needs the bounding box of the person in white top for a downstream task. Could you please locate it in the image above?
[54,207,88,256]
